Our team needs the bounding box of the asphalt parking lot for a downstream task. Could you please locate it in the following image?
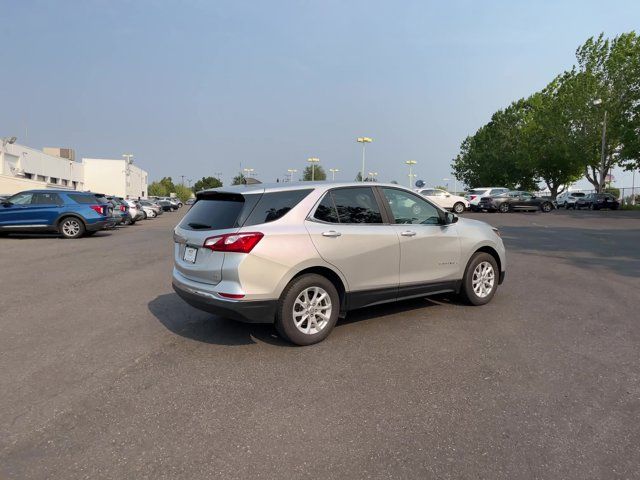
[1,209,639,479]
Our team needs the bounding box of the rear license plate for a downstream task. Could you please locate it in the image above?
[183,246,198,263]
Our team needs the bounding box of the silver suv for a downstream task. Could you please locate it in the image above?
[173,183,506,345]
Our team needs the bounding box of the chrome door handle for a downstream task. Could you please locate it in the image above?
[400,230,416,237]
[322,230,342,237]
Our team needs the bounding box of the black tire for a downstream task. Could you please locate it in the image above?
[453,202,465,214]
[498,202,510,213]
[59,216,85,239]
[275,274,340,346]
[541,202,553,213]
[460,252,499,306]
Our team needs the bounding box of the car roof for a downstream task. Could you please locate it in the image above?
[14,189,92,194]
[197,181,415,196]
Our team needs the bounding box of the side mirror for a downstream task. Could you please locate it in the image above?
[445,212,458,224]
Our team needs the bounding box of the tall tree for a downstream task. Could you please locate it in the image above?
[148,181,168,197]
[302,165,327,181]
[158,177,176,193]
[192,176,222,192]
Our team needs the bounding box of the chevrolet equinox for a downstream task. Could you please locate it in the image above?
[173,183,506,345]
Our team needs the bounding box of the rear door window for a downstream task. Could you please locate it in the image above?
[330,187,382,224]
[244,190,312,226]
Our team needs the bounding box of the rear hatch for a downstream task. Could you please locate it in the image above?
[173,190,263,285]
[466,189,488,202]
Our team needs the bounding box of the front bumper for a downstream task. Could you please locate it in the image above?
[172,277,277,324]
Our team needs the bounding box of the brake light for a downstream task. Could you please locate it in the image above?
[90,205,105,215]
[203,232,264,253]
[470,195,477,200]
[120,205,126,212]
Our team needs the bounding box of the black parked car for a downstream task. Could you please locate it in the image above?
[478,190,555,213]
[158,200,175,212]
[575,193,620,210]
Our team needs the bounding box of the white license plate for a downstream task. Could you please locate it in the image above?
[183,246,198,264]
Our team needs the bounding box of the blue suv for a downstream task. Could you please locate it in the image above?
[0,190,112,239]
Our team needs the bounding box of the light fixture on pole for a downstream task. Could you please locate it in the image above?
[405,160,417,187]
[243,168,255,178]
[287,168,298,182]
[443,178,451,190]
[357,137,373,182]
[329,168,340,181]
[593,98,607,193]
[368,171,378,182]
[307,157,320,181]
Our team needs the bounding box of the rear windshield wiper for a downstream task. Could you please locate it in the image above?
[187,222,212,229]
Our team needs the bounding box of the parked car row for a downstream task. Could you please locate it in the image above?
[0,189,183,239]
[466,187,621,213]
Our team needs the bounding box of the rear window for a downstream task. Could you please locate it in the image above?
[181,189,312,230]
[572,192,586,197]
[469,189,487,195]
[68,194,98,204]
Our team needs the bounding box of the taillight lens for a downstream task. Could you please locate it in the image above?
[90,205,105,215]
[203,232,264,253]
[470,195,477,200]
[120,205,126,212]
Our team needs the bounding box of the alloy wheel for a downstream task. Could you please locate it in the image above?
[62,219,81,237]
[292,286,332,335]
[472,261,495,298]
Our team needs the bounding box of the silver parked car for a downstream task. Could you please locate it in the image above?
[172,183,506,345]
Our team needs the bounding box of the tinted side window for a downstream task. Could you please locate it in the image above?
[331,187,382,224]
[314,193,339,223]
[243,190,312,226]
[68,194,98,204]
[32,193,62,204]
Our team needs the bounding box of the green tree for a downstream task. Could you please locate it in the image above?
[192,176,222,193]
[173,184,193,203]
[231,172,246,185]
[561,33,640,191]
[158,177,176,193]
[302,165,326,181]
[148,181,168,197]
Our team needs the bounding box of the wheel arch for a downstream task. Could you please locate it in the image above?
[56,213,87,228]
[473,246,502,276]
[288,266,348,314]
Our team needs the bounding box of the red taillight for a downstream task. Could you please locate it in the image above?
[120,205,126,212]
[90,205,105,215]
[470,195,477,200]
[203,232,264,253]
[218,292,245,299]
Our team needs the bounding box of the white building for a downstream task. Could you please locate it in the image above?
[0,143,85,194]
[0,142,148,198]
[82,157,148,199]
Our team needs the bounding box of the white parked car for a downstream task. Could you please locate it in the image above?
[465,187,509,211]
[140,205,157,218]
[556,191,586,209]
[416,188,469,214]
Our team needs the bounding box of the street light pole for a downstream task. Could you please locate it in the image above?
[329,168,340,181]
[405,160,417,188]
[307,157,319,181]
[357,137,373,182]
[368,172,378,182]
[287,168,298,182]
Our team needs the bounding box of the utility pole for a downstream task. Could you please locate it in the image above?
[307,157,319,181]
[405,160,417,188]
[329,168,339,181]
[287,169,298,182]
[357,137,373,182]
[180,175,185,186]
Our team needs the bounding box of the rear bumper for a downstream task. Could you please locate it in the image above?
[86,219,111,231]
[172,277,277,324]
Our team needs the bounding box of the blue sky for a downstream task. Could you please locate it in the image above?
[2,0,639,189]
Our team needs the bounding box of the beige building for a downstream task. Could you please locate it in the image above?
[0,142,148,198]
[0,143,85,194]
[82,158,148,198]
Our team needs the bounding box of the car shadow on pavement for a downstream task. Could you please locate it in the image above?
[150,292,463,347]
[0,231,115,239]
[148,293,289,347]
